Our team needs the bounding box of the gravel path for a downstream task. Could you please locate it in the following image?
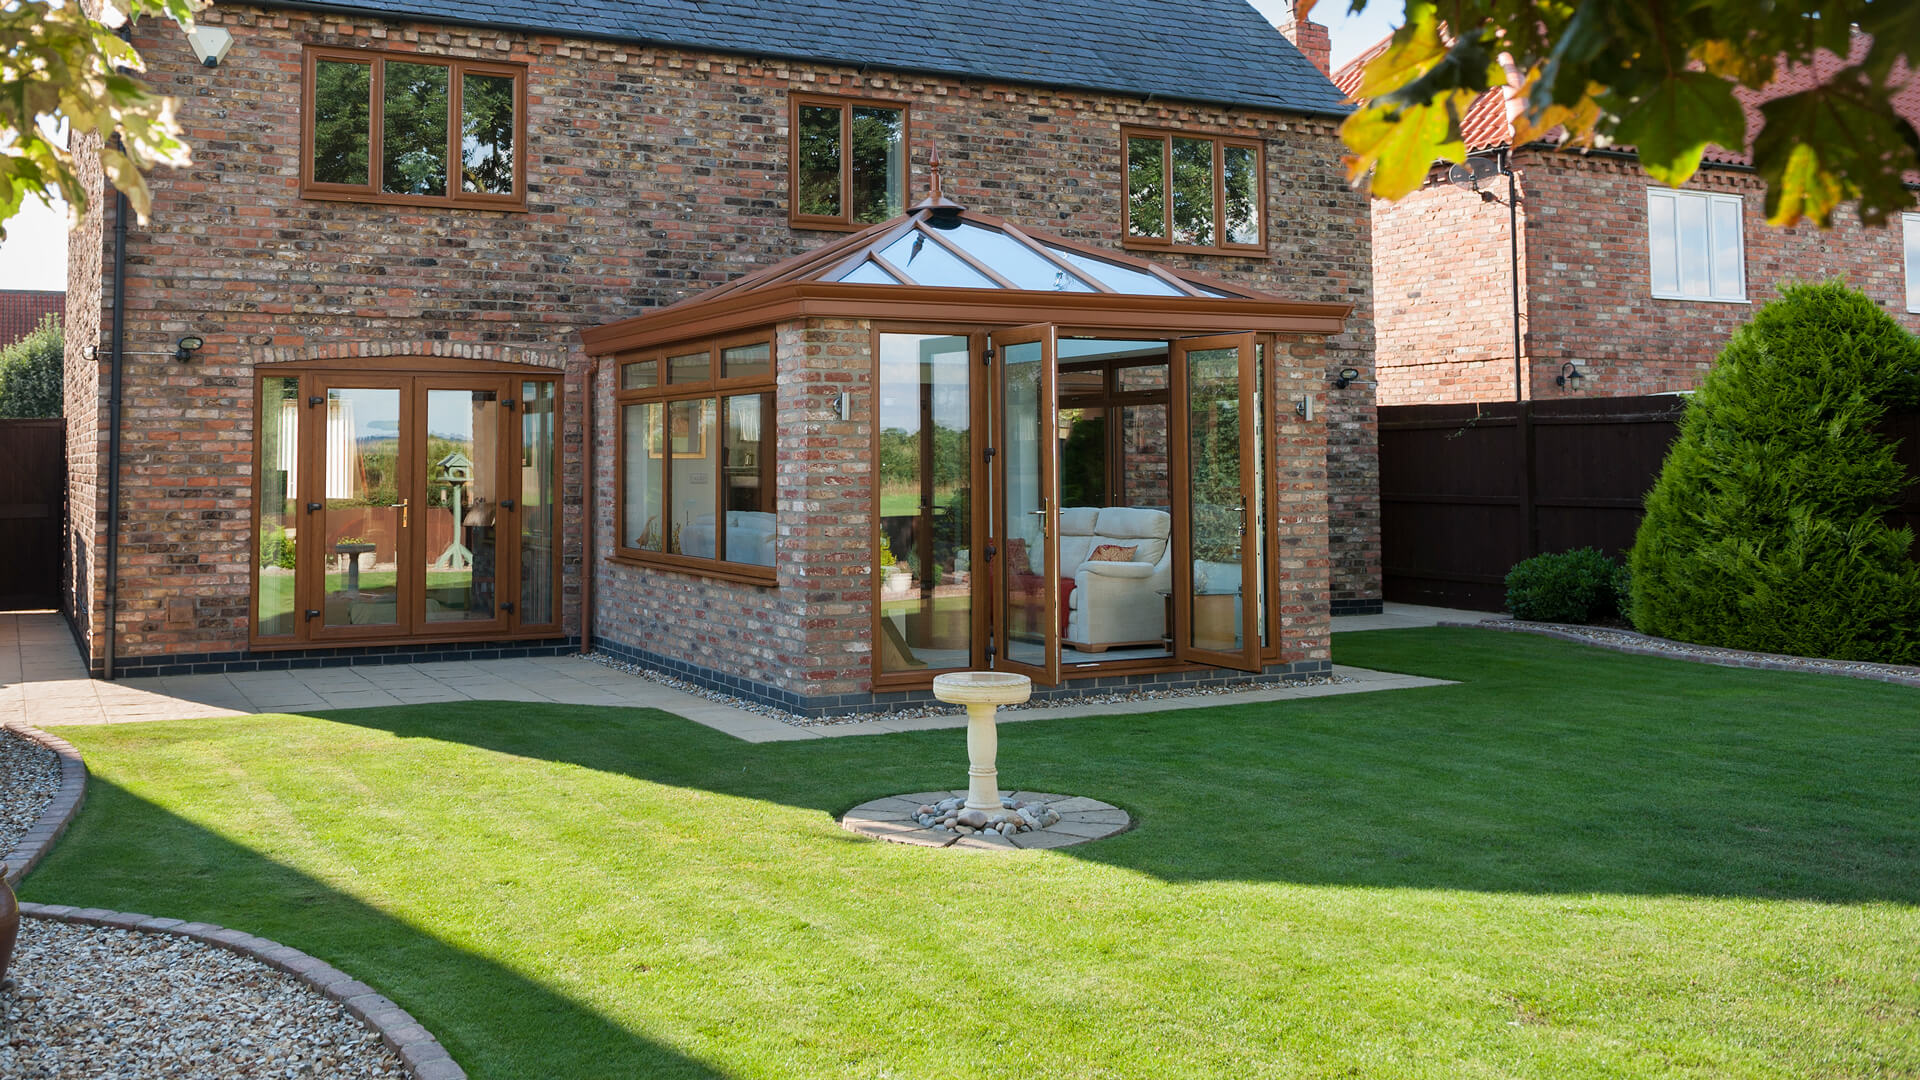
[1,919,412,1079]
[1459,619,1920,687]
[0,727,59,859]
[584,653,1349,727]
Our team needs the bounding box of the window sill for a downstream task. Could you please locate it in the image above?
[1649,293,1750,305]
[1122,238,1268,258]
[300,187,529,213]
[605,552,778,588]
[790,218,883,233]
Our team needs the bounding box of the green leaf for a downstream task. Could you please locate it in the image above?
[1340,92,1470,200]
[1752,70,1920,227]
[1615,70,1748,187]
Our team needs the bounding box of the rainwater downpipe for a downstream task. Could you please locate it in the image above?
[103,189,129,680]
[580,356,598,656]
[1504,148,1523,401]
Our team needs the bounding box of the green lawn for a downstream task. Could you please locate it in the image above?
[21,628,1920,1079]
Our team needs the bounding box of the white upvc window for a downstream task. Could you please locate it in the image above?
[1904,212,1920,313]
[1646,188,1747,303]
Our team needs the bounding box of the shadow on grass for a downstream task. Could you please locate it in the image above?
[310,627,1920,905]
[20,778,735,1080]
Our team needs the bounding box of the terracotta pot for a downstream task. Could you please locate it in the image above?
[0,862,17,986]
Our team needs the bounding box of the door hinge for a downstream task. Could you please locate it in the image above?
[983,346,993,365]
[984,543,997,562]
[307,395,323,409]
[982,446,996,461]
[500,498,516,511]
[305,502,322,513]
[985,643,996,662]
[503,399,516,411]
[303,609,320,622]
[501,601,515,614]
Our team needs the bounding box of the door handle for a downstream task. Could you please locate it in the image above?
[391,499,409,529]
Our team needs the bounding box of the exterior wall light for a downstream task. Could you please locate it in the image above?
[186,26,233,67]
[1334,367,1360,389]
[1556,361,1584,388]
[174,336,205,363]
[82,344,99,361]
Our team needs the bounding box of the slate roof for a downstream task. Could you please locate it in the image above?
[268,0,1350,116]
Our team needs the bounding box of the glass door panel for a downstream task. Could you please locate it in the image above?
[1171,333,1261,672]
[315,383,411,636]
[991,324,1060,684]
[421,386,504,627]
[519,378,558,627]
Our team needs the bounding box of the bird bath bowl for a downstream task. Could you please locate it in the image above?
[933,672,1032,812]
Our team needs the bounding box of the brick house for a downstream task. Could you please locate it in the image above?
[62,0,1382,714]
[0,290,64,348]
[1334,33,1920,406]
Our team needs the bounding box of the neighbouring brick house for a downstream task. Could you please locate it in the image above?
[1335,32,1920,406]
[0,290,63,348]
[62,0,1381,713]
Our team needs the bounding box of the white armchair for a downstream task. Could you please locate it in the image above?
[1059,506,1173,651]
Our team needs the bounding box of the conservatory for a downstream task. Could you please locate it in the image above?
[582,190,1352,713]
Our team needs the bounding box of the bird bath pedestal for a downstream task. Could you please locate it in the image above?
[932,671,1032,812]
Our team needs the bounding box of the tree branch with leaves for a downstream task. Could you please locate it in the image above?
[1323,0,1920,227]
[0,0,202,239]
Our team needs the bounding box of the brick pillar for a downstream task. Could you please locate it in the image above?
[1278,7,1333,79]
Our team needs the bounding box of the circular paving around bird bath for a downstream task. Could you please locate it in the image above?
[840,791,1131,851]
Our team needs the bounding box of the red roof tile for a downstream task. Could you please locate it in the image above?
[0,291,62,348]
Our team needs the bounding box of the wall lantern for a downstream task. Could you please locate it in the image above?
[1333,367,1360,389]
[186,26,234,67]
[82,344,98,361]
[174,336,205,363]
[1556,361,1584,389]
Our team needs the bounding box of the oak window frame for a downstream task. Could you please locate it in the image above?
[613,331,780,587]
[300,45,529,212]
[788,92,912,232]
[1121,126,1267,256]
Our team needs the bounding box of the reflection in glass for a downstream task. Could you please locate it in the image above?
[850,105,905,224]
[1001,340,1047,668]
[622,403,664,550]
[1186,348,1243,653]
[1171,137,1216,247]
[1251,346,1267,648]
[1119,402,1169,509]
[878,230,995,288]
[461,72,516,195]
[796,105,842,217]
[257,377,300,637]
[423,389,499,623]
[621,360,658,390]
[667,398,719,558]
[313,60,372,185]
[520,380,556,624]
[322,387,403,628]
[721,394,775,567]
[721,342,771,381]
[1059,407,1107,508]
[1127,136,1166,238]
[1223,144,1260,245]
[382,61,449,195]
[876,334,972,673]
[668,350,710,384]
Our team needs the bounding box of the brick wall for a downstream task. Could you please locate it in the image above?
[1371,176,1528,406]
[1372,148,1920,409]
[1522,151,1919,398]
[67,3,1377,669]
[61,129,105,653]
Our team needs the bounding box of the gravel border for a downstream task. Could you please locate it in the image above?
[1,723,87,889]
[1447,619,1920,688]
[16,905,464,1080]
[582,652,1351,728]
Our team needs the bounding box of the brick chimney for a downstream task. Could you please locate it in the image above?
[1278,4,1333,78]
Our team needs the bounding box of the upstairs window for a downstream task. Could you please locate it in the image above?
[1904,212,1920,313]
[1647,188,1746,302]
[1123,127,1264,254]
[790,93,908,230]
[303,47,526,209]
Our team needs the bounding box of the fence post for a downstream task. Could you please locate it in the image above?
[1518,401,1538,562]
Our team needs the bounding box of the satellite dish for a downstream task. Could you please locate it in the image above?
[1446,156,1500,188]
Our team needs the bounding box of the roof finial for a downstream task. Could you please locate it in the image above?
[911,144,964,219]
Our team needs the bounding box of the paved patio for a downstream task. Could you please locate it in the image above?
[0,606,1473,742]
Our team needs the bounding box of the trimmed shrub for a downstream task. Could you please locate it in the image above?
[0,314,62,418]
[1505,548,1621,623]
[1627,281,1920,663]
[260,529,297,570]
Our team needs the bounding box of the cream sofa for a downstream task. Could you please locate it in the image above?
[1023,506,1172,651]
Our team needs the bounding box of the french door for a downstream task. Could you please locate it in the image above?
[1170,333,1264,673]
[988,323,1062,685]
[255,367,560,646]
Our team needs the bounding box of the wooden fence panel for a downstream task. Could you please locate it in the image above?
[0,418,65,609]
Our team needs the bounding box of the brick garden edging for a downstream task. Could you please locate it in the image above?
[1445,619,1920,689]
[2,722,466,1079]
[17,902,466,1080]
[2,722,87,888]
